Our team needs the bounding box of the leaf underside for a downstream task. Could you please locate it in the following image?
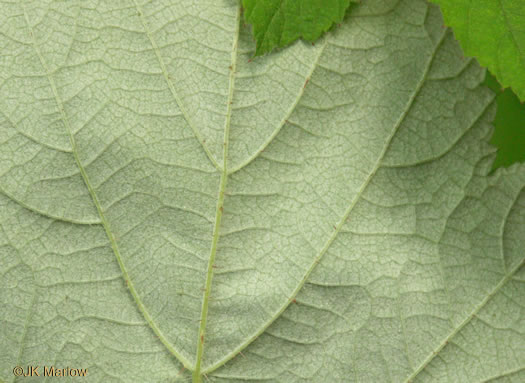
[0,1,524,382]
[431,0,525,102]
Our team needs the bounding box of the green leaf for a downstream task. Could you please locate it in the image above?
[242,0,355,55]
[484,72,525,170]
[0,1,524,382]
[430,0,525,101]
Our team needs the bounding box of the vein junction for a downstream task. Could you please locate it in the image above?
[192,4,241,382]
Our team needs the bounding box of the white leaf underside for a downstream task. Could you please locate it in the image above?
[0,0,523,382]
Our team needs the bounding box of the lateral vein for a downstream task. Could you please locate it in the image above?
[404,179,525,382]
[403,259,524,383]
[203,27,450,375]
[22,6,192,370]
[228,39,328,175]
[133,0,222,172]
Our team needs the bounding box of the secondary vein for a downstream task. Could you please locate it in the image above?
[133,0,222,172]
[12,289,37,383]
[203,26,450,375]
[227,38,328,175]
[404,179,525,382]
[403,258,525,383]
[22,5,192,370]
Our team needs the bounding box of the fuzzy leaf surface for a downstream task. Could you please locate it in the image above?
[0,0,524,382]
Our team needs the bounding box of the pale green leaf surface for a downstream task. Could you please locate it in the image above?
[0,0,524,382]
[430,0,525,101]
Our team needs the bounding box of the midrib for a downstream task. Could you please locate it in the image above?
[192,5,242,382]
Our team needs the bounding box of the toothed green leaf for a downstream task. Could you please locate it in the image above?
[431,0,525,101]
[242,0,355,55]
[484,72,525,170]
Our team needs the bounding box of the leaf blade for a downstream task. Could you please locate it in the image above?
[0,1,524,382]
